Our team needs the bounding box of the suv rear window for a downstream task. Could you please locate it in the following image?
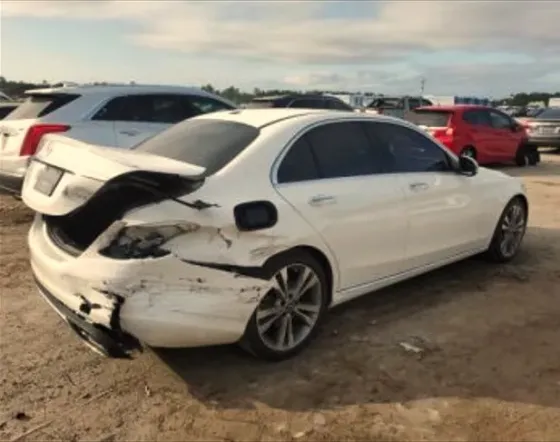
[411,110,452,127]
[134,119,260,176]
[4,93,80,120]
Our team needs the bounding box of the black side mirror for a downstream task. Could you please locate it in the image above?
[458,155,478,176]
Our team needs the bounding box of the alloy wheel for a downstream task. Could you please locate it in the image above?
[499,202,526,258]
[256,263,323,352]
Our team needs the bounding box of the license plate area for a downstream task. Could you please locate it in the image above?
[34,163,64,196]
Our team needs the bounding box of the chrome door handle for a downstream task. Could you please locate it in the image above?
[409,182,429,191]
[308,194,335,206]
[119,130,140,136]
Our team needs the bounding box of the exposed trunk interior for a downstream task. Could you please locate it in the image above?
[45,171,202,257]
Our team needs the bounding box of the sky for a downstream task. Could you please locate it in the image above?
[1,0,560,98]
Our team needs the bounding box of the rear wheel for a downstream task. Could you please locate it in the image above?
[460,146,477,160]
[515,143,535,167]
[484,197,527,263]
[240,251,329,361]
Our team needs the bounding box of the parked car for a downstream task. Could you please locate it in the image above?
[0,102,19,119]
[410,105,539,166]
[363,96,433,120]
[521,107,560,149]
[245,93,355,112]
[0,84,236,195]
[22,108,528,361]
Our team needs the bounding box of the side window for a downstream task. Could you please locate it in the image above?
[327,99,352,111]
[92,96,128,121]
[277,137,319,184]
[488,110,513,130]
[290,99,323,109]
[93,95,193,124]
[463,110,491,126]
[408,98,421,109]
[375,123,451,173]
[305,121,381,178]
[188,96,234,114]
[421,99,433,106]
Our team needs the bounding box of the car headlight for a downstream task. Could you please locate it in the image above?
[99,223,198,259]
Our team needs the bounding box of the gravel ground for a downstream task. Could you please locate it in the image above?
[1,153,560,441]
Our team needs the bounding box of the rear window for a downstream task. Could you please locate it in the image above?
[410,110,452,127]
[4,93,80,120]
[134,119,260,176]
[537,108,560,119]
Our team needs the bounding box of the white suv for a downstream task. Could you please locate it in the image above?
[0,84,236,194]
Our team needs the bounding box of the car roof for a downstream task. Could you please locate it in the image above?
[25,84,217,98]
[416,104,491,112]
[195,108,411,129]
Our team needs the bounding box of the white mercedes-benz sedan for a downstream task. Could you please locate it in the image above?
[22,108,528,361]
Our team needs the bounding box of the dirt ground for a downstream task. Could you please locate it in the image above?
[1,153,560,442]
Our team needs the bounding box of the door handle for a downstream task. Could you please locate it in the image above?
[308,194,335,206]
[409,182,429,191]
[119,130,140,136]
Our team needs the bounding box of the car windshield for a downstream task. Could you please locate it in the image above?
[134,118,260,176]
[537,108,560,119]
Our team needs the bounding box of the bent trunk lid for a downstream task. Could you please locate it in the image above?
[22,135,206,216]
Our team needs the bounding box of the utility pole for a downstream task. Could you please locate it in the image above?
[420,77,426,96]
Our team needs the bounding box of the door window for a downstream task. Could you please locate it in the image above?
[92,94,198,124]
[277,137,320,184]
[305,121,382,178]
[188,96,234,114]
[488,109,514,130]
[290,99,326,109]
[374,123,452,173]
[462,109,492,127]
[326,99,353,111]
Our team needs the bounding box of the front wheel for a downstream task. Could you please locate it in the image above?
[240,251,329,361]
[484,197,528,263]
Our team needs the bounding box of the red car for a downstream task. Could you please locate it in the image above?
[411,105,540,166]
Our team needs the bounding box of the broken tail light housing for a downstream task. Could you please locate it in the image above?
[20,124,70,156]
[99,224,198,260]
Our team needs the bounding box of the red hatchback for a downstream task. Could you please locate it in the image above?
[410,105,540,166]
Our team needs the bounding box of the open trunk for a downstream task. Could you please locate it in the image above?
[23,136,206,256]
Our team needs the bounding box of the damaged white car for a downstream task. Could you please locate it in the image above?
[23,108,528,361]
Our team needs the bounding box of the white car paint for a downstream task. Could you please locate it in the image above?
[0,84,236,193]
[22,108,528,358]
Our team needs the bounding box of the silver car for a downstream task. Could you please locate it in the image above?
[524,107,560,149]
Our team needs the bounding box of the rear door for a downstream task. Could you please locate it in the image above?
[274,120,407,290]
[372,121,484,270]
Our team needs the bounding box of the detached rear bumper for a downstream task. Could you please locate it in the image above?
[34,275,141,358]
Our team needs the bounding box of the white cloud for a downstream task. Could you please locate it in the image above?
[3,0,560,95]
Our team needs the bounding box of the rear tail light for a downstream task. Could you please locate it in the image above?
[432,127,454,137]
[19,124,70,156]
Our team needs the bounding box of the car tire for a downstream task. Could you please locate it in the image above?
[527,146,540,166]
[239,250,329,361]
[515,144,533,167]
[484,197,527,263]
[460,146,477,160]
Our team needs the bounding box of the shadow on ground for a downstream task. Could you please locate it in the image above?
[154,226,560,414]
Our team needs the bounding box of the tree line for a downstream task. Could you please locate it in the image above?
[1,76,559,106]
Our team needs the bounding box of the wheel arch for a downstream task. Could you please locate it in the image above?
[263,245,336,307]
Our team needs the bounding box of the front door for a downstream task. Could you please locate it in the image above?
[373,121,483,270]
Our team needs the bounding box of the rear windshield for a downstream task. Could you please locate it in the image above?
[537,108,560,119]
[410,110,452,127]
[134,119,260,176]
[4,93,80,120]
[244,100,276,109]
